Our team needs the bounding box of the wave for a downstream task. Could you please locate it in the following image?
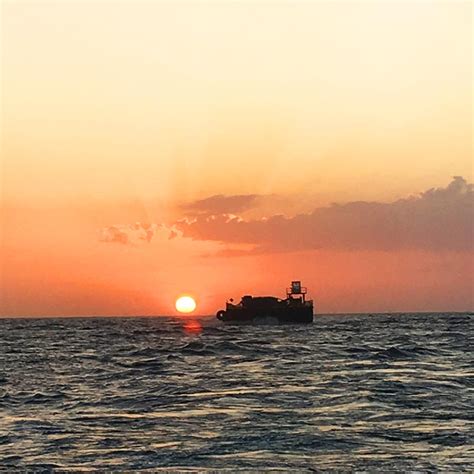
[0,312,472,470]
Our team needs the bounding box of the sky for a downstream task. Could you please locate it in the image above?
[1,0,473,316]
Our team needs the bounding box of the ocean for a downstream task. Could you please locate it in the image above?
[0,313,472,471]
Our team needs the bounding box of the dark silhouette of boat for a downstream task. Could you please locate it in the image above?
[216,281,314,324]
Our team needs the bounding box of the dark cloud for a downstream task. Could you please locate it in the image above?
[168,229,179,240]
[181,194,261,216]
[175,177,473,254]
[100,223,160,245]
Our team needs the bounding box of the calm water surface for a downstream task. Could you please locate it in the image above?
[0,313,473,471]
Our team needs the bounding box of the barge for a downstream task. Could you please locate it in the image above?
[216,281,314,324]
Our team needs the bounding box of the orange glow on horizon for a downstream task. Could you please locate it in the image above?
[0,2,472,316]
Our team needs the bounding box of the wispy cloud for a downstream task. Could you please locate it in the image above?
[99,223,160,245]
[180,194,262,216]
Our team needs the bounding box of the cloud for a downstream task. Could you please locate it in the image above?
[100,222,160,245]
[181,194,261,216]
[168,229,179,240]
[175,177,473,254]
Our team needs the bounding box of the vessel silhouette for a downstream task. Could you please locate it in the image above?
[216,281,314,324]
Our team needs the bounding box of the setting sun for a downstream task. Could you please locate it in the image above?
[175,296,197,314]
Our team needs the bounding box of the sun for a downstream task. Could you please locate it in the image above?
[175,296,197,313]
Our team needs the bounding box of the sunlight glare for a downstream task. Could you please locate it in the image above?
[175,296,197,313]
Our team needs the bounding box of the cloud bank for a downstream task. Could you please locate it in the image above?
[175,177,473,254]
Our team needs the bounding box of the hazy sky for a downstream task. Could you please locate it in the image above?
[1,1,472,316]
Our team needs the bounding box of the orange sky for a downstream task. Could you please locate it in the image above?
[1,1,473,316]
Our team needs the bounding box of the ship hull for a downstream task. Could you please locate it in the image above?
[217,305,313,324]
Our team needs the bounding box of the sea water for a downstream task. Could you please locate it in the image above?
[0,313,473,470]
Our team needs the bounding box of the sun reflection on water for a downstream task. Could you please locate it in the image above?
[183,319,202,335]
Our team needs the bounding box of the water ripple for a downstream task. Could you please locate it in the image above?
[0,312,473,470]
